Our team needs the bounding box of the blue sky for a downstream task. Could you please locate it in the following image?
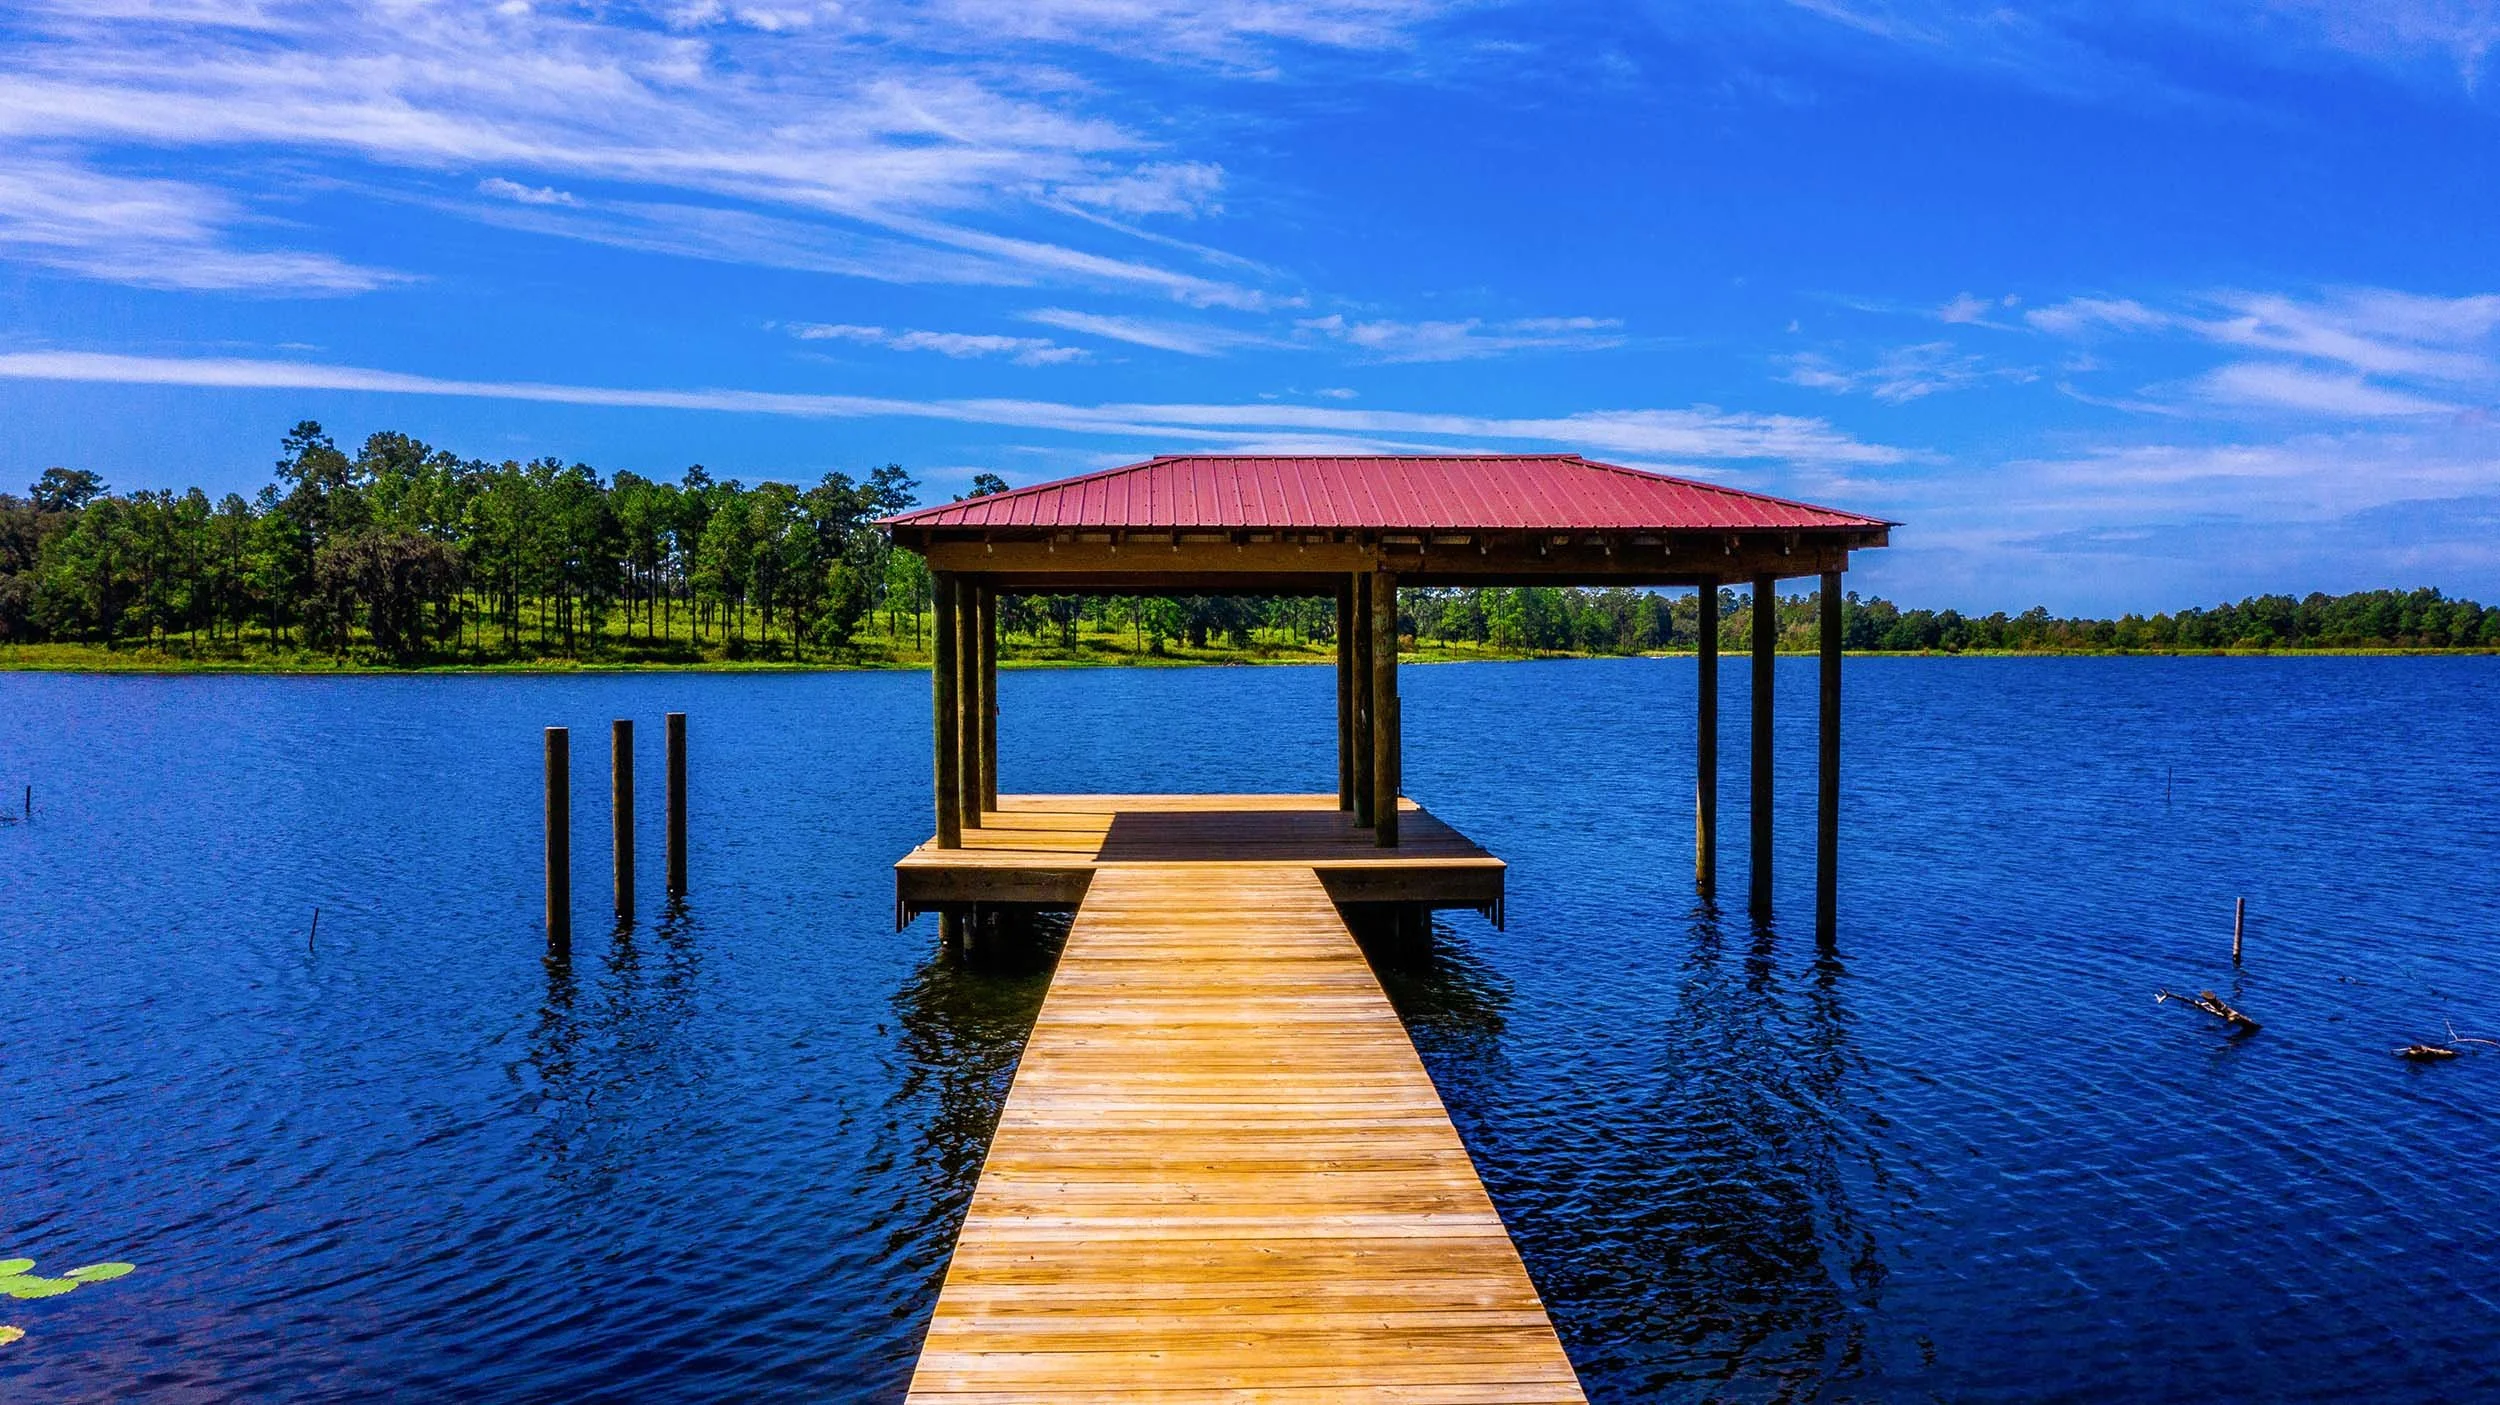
[2,0,2497,612]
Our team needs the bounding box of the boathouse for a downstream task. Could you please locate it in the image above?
[882,453,1891,1399]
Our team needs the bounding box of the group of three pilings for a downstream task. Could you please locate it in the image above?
[1692,571,1845,944]
[542,712,688,956]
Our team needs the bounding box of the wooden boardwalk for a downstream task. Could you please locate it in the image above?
[895,794,1507,919]
[906,863,1584,1402]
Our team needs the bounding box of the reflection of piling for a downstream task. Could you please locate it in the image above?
[612,719,634,923]
[545,727,571,955]
[666,712,687,898]
[2233,897,2245,964]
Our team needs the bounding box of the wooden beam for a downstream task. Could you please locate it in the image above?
[1750,574,1775,918]
[1372,569,1400,849]
[1817,569,1842,944]
[913,532,1873,588]
[957,582,984,828]
[1696,585,1718,898]
[932,573,961,849]
[1352,572,1374,828]
[1335,578,1355,812]
[979,586,999,812]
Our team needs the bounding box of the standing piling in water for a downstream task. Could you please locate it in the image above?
[1695,586,1718,896]
[2234,897,2245,964]
[666,712,687,898]
[1749,575,1776,919]
[545,727,571,956]
[612,719,634,923]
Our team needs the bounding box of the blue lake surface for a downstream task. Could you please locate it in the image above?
[5,657,2499,1402]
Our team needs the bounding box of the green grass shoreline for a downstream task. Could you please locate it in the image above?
[5,639,2491,676]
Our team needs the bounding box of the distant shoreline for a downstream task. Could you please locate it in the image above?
[6,644,2492,677]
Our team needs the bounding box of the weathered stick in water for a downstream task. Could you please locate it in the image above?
[2156,987,2261,1033]
[309,906,319,953]
[2395,1020,2500,1061]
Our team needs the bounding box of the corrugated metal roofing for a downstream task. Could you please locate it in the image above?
[884,455,1890,533]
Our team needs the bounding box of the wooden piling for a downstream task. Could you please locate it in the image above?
[2234,897,2245,963]
[1335,578,1356,811]
[1352,572,1375,828]
[978,587,999,812]
[1816,570,1841,944]
[1372,569,1400,849]
[933,574,961,849]
[545,726,570,954]
[958,583,984,829]
[1696,585,1719,897]
[612,719,634,923]
[1750,574,1776,918]
[665,711,687,897]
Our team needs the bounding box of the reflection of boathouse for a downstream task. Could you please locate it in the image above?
[882,454,1892,1399]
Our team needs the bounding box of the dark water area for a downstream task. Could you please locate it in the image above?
[5,657,2498,1402]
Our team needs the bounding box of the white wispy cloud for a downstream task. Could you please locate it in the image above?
[2199,362,2461,417]
[2028,285,2500,421]
[478,177,577,207]
[1784,341,2033,403]
[0,349,1908,466]
[0,153,395,293]
[1296,314,1628,362]
[1937,291,2019,325]
[1051,162,1226,219]
[2024,296,2170,338]
[0,0,1362,300]
[784,321,1088,365]
[1020,307,1281,356]
[1759,0,2500,98]
[909,0,1458,68]
[1849,421,2500,609]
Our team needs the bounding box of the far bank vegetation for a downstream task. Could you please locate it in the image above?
[3,422,2495,671]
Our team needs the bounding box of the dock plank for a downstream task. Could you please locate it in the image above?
[905,864,1583,1403]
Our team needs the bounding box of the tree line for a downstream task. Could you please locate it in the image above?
[3,422,2494,662]
[0,422,919,661]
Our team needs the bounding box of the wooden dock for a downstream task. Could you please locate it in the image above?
[905,863,1585,1402]
[895,793,1506,922]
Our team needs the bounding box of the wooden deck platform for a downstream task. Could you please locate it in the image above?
[906,863,1585,1402]
[895,794,1506,922]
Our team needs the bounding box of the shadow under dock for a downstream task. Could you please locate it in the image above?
[895,793,1506,925]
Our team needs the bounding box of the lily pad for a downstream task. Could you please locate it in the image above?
[0,1260,31,1276]
[63,1264,134,1284]
[0,1276,74,1300]
[0,1324,23,1346]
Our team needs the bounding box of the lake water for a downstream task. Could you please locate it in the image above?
[5,658,2498,1402]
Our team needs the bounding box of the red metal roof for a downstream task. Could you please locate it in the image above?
[885,455,1890,533]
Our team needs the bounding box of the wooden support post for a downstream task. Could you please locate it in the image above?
[933,574,961,849]
[544,726,570,955]
[1335,578,1356,812]
[979,587,999,812]
[665,711,687,898]
[611,718,634,923]
[1352,572,1375,828]
[1816,570,1842,944]
[957,581,983,829]
[1373,569,1400,849]
[1696,585,1719,897]
[1751,574,1776,919]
